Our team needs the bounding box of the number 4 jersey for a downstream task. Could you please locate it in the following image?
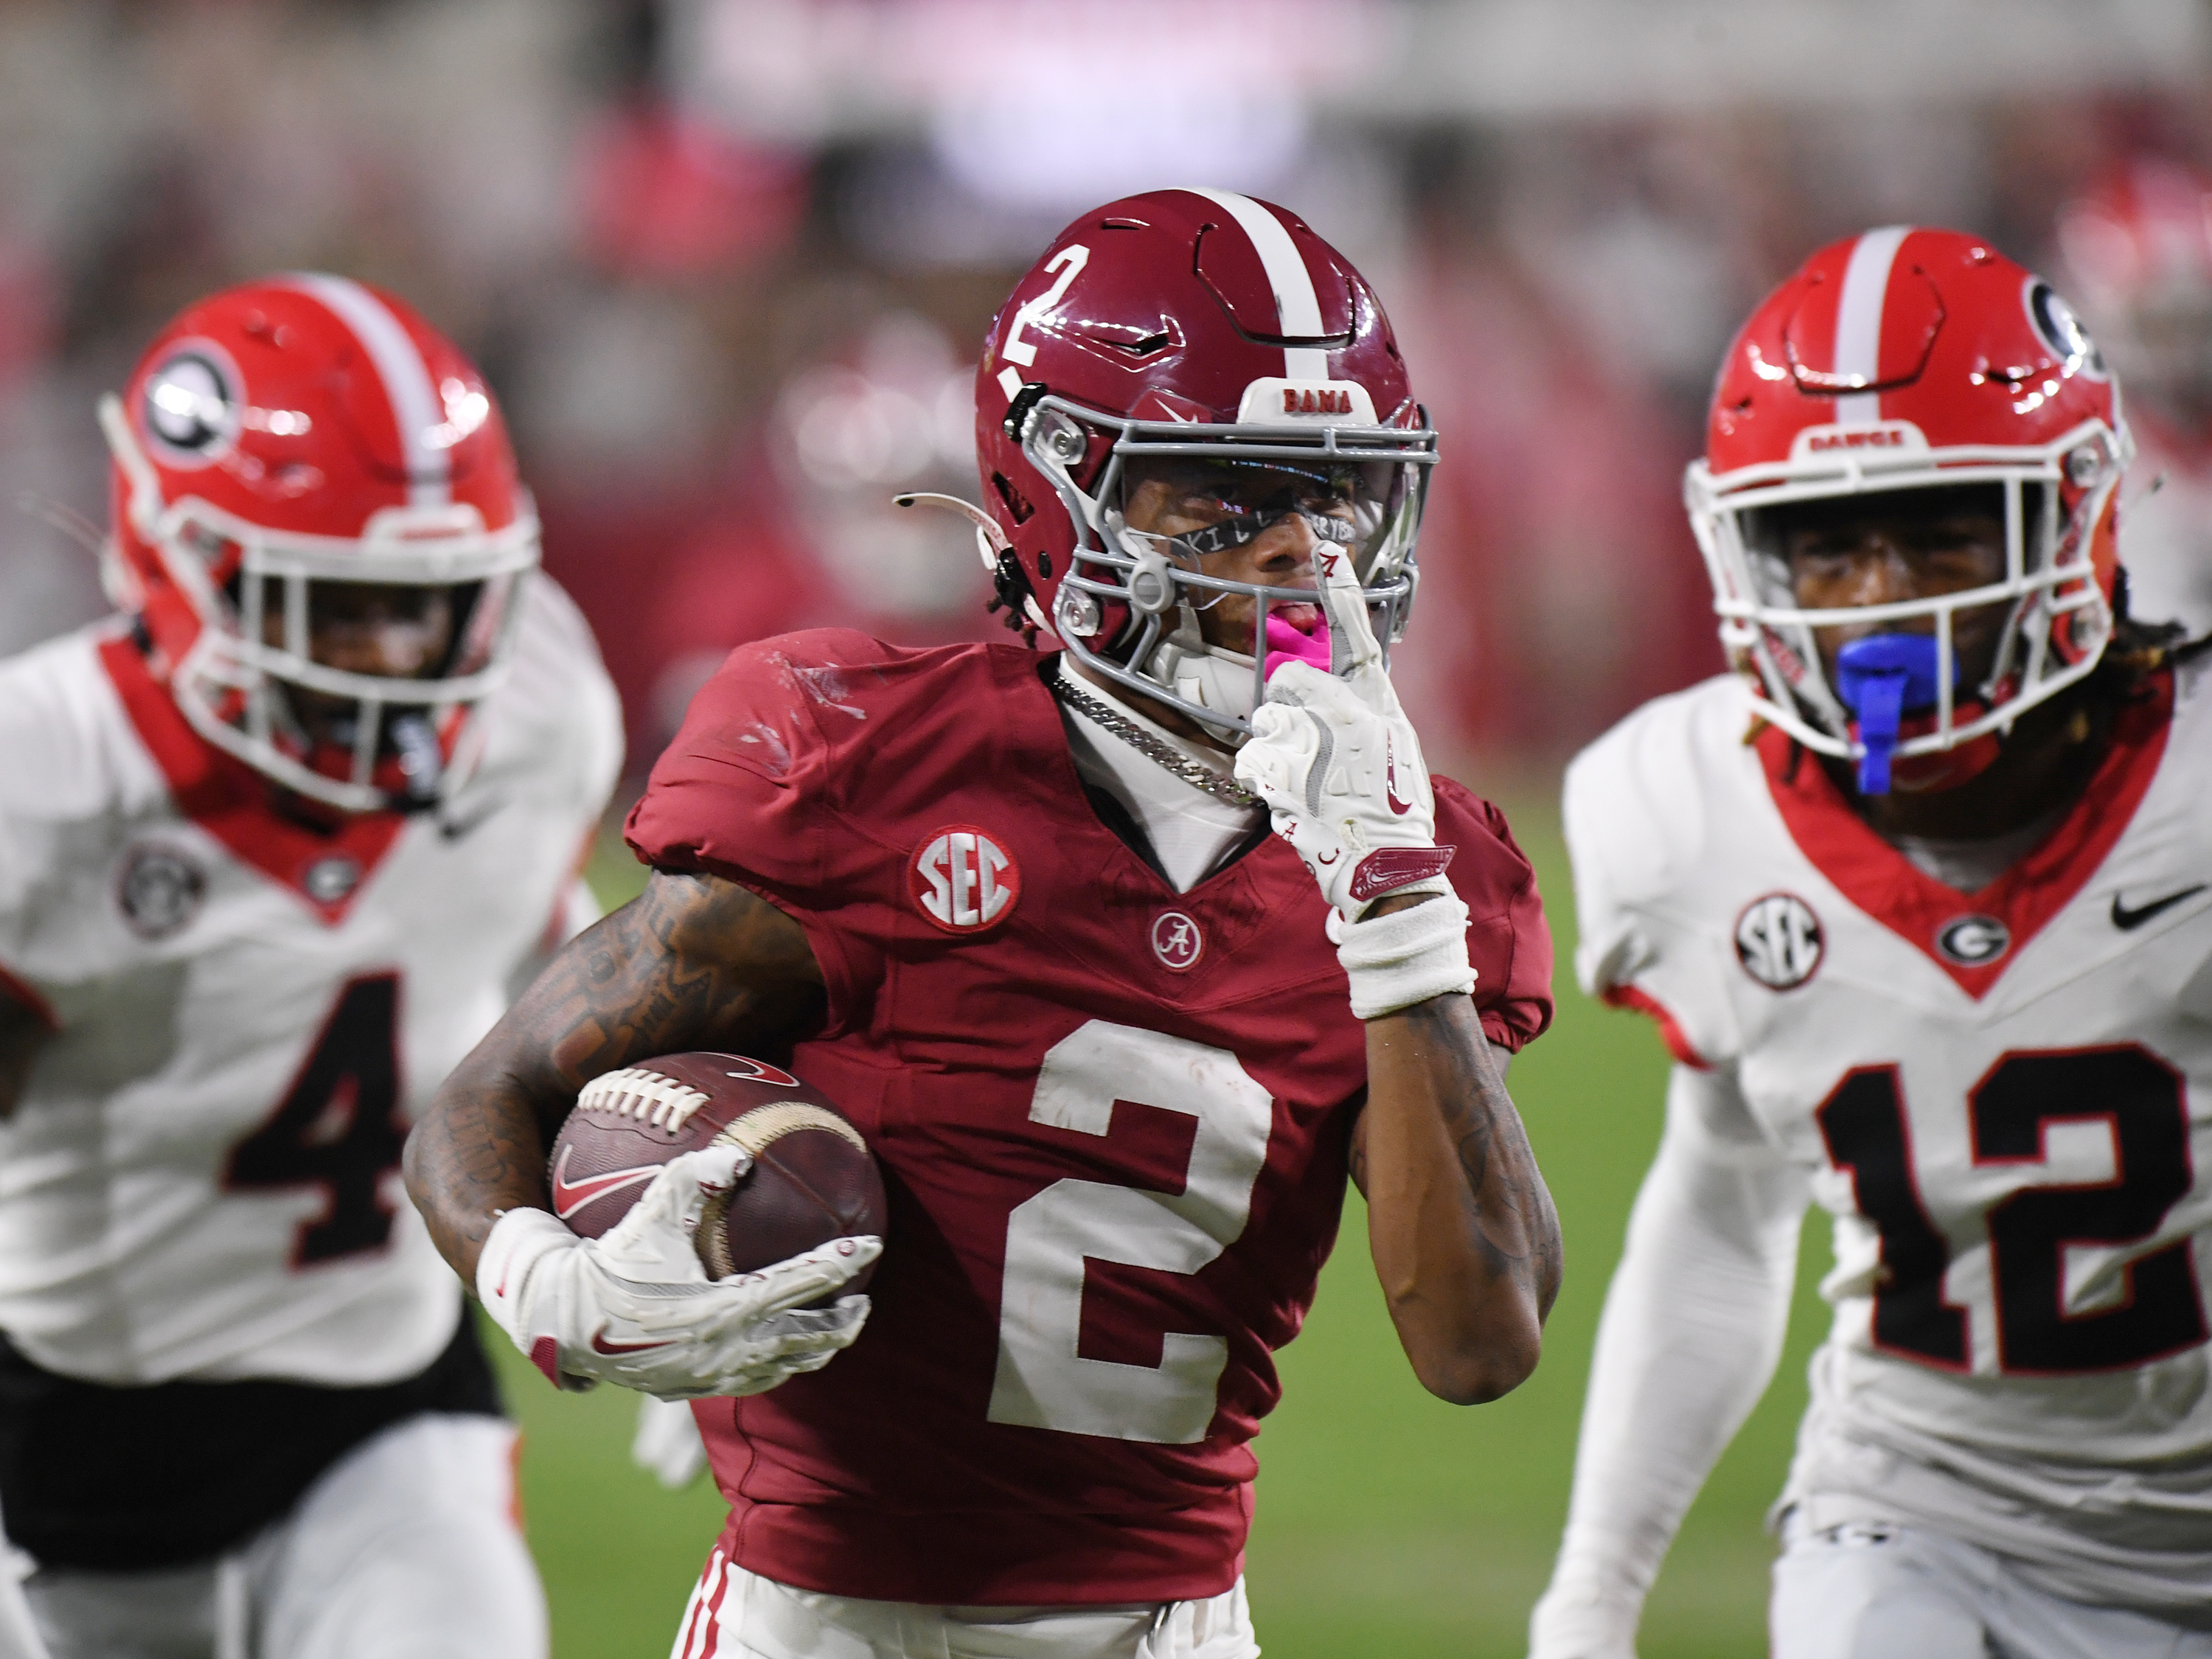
[0,579,622,1390]
[1565,662,2212,1612]
[625,630,1556,1606]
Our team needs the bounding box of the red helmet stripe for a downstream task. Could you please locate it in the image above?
[1832,224,1910,423]
[1181,187,1328,378]
[279,273,452,507]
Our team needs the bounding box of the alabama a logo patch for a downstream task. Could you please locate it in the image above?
[1150,910,1205,972]
[911,826,1020,933]
[1734,892,1823,990]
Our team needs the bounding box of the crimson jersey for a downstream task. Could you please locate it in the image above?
[625,630,1552,1605]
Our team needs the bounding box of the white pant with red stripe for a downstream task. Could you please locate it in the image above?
[24,1414,544,1659]
[670,1551,1259,1659]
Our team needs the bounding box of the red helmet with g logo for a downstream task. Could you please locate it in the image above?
[1686,226,2129,770]
[953,189,1435,734]
[104,275,539,813]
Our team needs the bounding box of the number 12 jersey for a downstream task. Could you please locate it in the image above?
[1564,661,2212,1614]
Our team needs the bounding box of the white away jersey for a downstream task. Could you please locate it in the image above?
[0,577,621,1388]
[1565,663,2212,1610]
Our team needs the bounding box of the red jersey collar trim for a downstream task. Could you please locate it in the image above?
[97,636,404,925]
[1755,674,2174,999]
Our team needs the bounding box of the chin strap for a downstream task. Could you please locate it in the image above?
[1832,634,1949,796]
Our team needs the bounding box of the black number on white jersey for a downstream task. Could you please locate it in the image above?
[223,974,408,1266]
[1817,1045,2207,1375]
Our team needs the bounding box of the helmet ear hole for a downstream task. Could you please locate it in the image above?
[991,471,1034,525]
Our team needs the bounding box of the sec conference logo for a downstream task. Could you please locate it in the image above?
[1734,892,1823,990]
[911,826,1020,933]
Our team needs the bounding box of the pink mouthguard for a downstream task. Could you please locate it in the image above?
[1262,612,1331,681]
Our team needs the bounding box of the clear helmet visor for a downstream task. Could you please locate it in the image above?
[1028,394,1435,737]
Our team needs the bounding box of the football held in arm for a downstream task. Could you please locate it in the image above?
[406,187,1564,1658]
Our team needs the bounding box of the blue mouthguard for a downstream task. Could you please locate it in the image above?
[1832,633,1950,796]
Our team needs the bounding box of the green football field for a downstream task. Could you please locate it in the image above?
[503,796,1834,1657]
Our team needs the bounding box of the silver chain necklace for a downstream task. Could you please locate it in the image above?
[1050,675,1260,808]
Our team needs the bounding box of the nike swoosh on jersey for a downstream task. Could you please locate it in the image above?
[549,1147,663,1220]
[2110,884,2208,931]
[590,1326,672,1355]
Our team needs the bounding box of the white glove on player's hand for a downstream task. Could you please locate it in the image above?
[1233,546,1456,922]
[478,1145,880,1402]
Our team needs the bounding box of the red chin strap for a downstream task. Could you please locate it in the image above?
[1846,697,2006,796]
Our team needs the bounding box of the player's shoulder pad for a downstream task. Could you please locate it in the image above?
[0,624,158,824]
[487,574,625,790]
[655,629,1014,787]
[1562,675,1750,915]
[627,630,1011,880]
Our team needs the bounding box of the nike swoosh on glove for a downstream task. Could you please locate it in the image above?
[1233,546,1456,922]
[478,1145,880,1402]
[1233,546,1478,1019]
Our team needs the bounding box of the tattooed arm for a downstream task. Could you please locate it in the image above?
[403,871,826,1287]
[1352,898,1563,1405]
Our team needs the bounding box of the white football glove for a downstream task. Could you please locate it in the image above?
[1233,546,1457,921]
[478,1145,880,1402]
[1233,547,1477,1020]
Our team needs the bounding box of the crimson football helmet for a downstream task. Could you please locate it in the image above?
[936,189,1434,735]
[102,275,539,813]
[1686,226,2130,776]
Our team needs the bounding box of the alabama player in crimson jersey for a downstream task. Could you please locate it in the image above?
[1529,228,2212,1659]
[408,188,1562,1658]
[0,277,622,1658]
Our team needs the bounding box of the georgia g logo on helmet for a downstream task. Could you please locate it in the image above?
[139,341,245,467]
[2025,279,2109,382]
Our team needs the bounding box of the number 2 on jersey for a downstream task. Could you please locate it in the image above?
[1818,1043,2206,1375]
[223,973,409,1267]
[989,1020,1273,1444]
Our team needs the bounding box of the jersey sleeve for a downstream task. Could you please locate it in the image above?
[624,630,896,1006]
[1559,697,1741,1072]
[1432,778,1554,1054]
[0,633,127,1031]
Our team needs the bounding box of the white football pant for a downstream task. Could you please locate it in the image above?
[1773,1517,2212,1659]
[24,1413,543,1659]
[671,1551,1259,1659]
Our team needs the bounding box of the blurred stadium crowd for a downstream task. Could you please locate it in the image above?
[2,0,2208,776]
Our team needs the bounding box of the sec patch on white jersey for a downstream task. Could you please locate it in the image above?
[1563,659,2212,1613]
[0,575,621,1388]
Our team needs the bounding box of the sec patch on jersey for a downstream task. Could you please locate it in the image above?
[548,1054,886,1288]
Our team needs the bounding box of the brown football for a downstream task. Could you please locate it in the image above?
[546,1052,886,1290]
